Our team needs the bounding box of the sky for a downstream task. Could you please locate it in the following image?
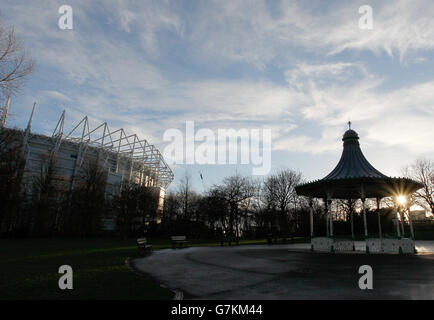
[2,0,434,193]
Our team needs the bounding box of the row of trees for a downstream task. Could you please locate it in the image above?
[158,161,434,239]
[1,128,433,239]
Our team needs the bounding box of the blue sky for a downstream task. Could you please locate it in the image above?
[2,0,434,193]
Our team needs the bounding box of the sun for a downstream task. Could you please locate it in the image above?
[397,195,407,205]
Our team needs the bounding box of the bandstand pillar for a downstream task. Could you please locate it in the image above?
[399,209,405,236]
[349,199,355,239]
[395,213,401,237]
[376,198,382,239]
[324,198,329,237]
[328,198,333,237]
[309,197,314,237]
[406,198,414,239]
[362,197,368,237]
[350,210,355,239]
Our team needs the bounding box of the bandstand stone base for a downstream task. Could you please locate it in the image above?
[311,237,416,254]
[366,238,416,254]
[311,237,354,252]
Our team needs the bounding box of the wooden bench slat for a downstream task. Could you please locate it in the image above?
[136,238,152,254]
[220,236,240,246]
[171,236,187,241]
[170,235,189,249]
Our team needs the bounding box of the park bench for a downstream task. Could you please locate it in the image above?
[136,237,152,255]
[280,234,295,244]
[171,236,189,249]
[266,234,276,244]
[267,234,294,244]
[220,236,240,246]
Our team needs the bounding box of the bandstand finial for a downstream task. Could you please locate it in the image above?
[348,121,352,130]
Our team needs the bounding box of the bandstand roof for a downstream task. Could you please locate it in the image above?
[295,126,424,199]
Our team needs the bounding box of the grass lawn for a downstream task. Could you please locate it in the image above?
[0,236,309,300]
[0,238,173,300]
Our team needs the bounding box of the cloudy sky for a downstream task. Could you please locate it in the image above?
[2,0,434,192]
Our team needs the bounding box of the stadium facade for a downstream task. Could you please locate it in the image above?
[3,103,173,231]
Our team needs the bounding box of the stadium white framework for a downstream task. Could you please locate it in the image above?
[44,108,174,190]
[1,102,174,221]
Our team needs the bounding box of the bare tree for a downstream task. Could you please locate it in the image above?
[0,20,35,100]
[178,171,194,220]
[217,173,257,238]
[163,191,180,221]
[115,182,159,238]
[275,169,302,215]
[200,189,229,236]
[116,182,141,239]
[403,159,434,215]
[32,154,62,235]
[262,169,302,234]
[0,128,25,233]
[335,199,359,222]
[262,175,278,211]
[71,159,108,237]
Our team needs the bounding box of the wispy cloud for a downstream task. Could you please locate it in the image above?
[2,0,434,188]
[177,0,434,67]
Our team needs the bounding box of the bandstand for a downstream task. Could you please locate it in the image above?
[295,123,423,254]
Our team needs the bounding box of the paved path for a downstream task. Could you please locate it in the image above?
[132,242,434,300]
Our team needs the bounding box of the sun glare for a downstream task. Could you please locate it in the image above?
[397,195,407,205]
